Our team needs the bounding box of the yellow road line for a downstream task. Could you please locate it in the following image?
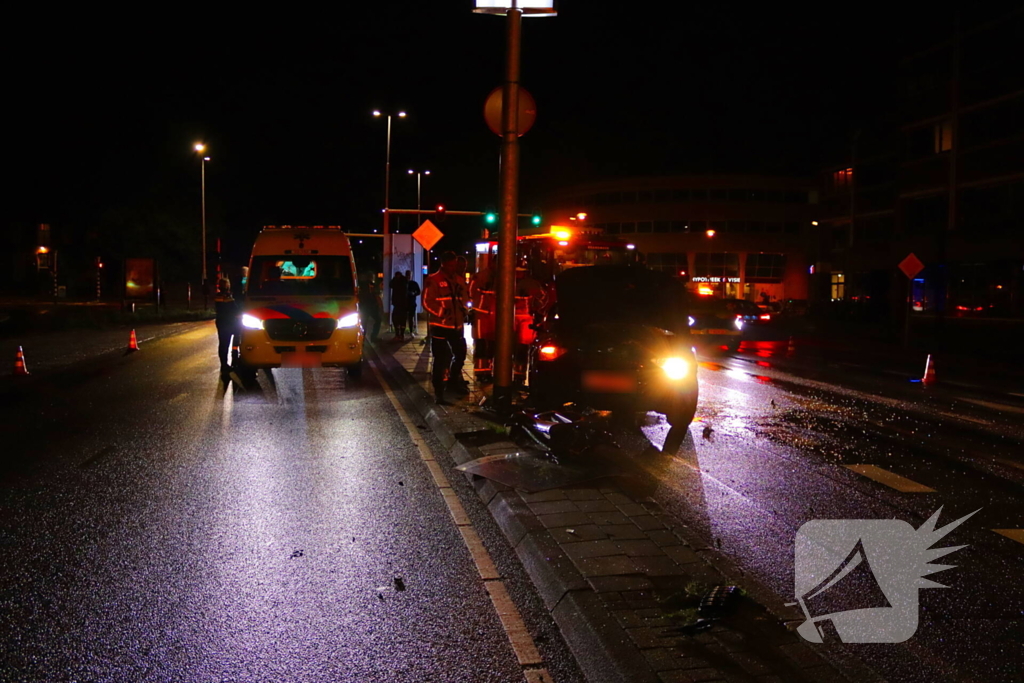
[369,360,549,678]
[993,529,1024,545]
[845,465,936,493]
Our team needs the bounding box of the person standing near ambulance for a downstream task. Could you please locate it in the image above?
[214,277,240,376]
[422,252,467,404]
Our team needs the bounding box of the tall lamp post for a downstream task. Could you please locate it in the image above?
[194,143,210,306]
[373,109,407,311]
[473,0,556,415]
[407,168,431,229]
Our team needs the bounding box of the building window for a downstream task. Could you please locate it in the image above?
[766,222,783,233]
[638,190,654,203]
[748,221,764,233]
[831,273,845,300]
[727,220,747,233]
[647,252,688,275]
[745,253,786,282]
[833,168,853,189]
[710,189,728,201]
[694,253,740,279]
[933,119,952,153]
[605,222,621,235]
[784,222,800,234]
[670,221,688,233]
[673,189,691,201]
[620,222,636,233]
[690,221,706,233]
[653,221,671,233]
[654,189,673,202]
[637,221,653,233]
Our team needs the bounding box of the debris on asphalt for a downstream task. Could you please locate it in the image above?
[394,577,406,591]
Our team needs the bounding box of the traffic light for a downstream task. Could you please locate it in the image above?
[532,214,542,226]
[435,204,446,223]
[485,212,497,224]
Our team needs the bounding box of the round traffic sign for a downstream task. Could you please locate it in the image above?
[483,86,537,137]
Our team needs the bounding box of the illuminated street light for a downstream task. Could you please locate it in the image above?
[407,168,432,235]
[194,143,210,304]
[373,109,409,309]
[706,229,716,238]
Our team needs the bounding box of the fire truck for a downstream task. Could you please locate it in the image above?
[470,226,640,381]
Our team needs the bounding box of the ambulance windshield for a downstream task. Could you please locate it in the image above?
[248,256,355,296]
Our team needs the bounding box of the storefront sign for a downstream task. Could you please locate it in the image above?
[691,276,741,283]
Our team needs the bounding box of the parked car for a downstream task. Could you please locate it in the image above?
[528,266,698,428]
[687,297,744,351]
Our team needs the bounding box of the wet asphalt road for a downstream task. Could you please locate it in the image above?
[0,325,584,683]
[615,341,1024,683]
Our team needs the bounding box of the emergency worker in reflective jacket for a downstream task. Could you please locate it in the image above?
[422,252,467,404]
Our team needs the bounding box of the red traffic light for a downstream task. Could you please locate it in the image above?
[435,204,447,223]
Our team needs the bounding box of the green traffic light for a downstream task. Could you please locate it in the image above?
[532,215,542,225]
[485,213,497,224]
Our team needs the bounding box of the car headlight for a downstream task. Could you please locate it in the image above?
[734,316,744,330]
[657,356,690,381]
[338,312,359,328]
[241,313,264,330]
[688,316,695,327]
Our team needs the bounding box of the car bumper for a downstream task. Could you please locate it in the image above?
[239,327,363,368]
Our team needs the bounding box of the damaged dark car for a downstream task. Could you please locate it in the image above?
[528,265,698,428]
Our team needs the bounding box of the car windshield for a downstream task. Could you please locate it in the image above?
[556,266,689,333]
[248,256,355,297]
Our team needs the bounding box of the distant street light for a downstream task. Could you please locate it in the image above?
[706,229,716,238]
[373,110,407,308]
[407,169,431,232]
[194,143,211,304]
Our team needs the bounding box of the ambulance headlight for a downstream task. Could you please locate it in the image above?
[338,313,359,328]
[241,314,264,330]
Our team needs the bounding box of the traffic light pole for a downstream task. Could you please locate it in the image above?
[493,6,523,417]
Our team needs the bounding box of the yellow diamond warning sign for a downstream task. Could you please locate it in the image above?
[413,220,443,250]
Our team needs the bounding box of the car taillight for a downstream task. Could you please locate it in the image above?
[759,314,771,320]
[538,344,567,361]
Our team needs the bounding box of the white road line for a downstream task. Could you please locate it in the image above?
[960,397,1024,415]
[937,411,992,426]
[995,458,1024,472]
[370,361,550,679]
[845,464,936,493]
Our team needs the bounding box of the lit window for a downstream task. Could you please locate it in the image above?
[831,272,845,301]
[934,120,953,153]
[833,168,853,189]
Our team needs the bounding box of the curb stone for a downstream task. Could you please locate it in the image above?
[369,343,877,683]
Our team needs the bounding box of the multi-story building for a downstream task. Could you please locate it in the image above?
[543,175,818,304]
[817,8,1023,320]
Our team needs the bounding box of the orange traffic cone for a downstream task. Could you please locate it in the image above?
[126,329,139,353]
[13,346,29,376]
[921,354,936,385]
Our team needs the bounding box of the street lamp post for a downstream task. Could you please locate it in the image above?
[373,109,406,310]
[473,0,556,416]
[194,143,210,307]
[407,169,431,230]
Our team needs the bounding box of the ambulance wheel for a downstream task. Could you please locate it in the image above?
[346,361,363,379]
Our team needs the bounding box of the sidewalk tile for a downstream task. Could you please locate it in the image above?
[548,525,608,543]
[564,488,606,501]
[561,539,622,561]
[601,524,650,540]
[605,492,634,506]
[612,609,672,629]
[572,555,639,577]
[616,539,665,557]
[587,510,631,526]
[617,503,649,517]
[777,642,823,669]
[647,529,685,547]
[657,669,723,683]
[588,575,654,593]
[728,652,773,676]
[520,490,568,503]
[643,647,688,672]
[664,545,701,565]
[574,499,620,513]
[633,556,685,576]
[537,511,592,529]
[527,500,581,515]
[627,626,679,649]
[633,515,669,531]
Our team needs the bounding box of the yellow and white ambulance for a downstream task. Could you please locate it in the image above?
[238,225,363,377]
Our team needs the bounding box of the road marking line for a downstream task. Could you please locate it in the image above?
[938,411,991,426]
[995,458,1024,472]
[993,529,1024,545]
[845,465,936,493]
[961,398,1024,415]
[370,360,550,680]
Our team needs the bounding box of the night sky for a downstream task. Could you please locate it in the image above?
[8,3,959,267]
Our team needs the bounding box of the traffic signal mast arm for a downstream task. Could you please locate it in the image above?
[384,209,537,217]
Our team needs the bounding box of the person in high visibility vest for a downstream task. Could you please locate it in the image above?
[470,264,496,382]
[422,252,468,404]
[513,265,546,384]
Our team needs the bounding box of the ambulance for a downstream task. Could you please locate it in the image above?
[237,225,363,377]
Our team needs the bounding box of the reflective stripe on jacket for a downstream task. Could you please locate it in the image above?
[422,272,465,328]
